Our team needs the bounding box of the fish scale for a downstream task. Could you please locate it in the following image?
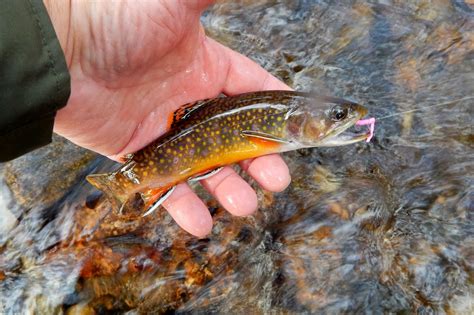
[131,93,294,181]
[86,90,370,214]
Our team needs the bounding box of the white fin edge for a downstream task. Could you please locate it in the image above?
[142,186,176,217]
[188,167,224,182]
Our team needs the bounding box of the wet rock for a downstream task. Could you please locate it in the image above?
[3,135,96,210]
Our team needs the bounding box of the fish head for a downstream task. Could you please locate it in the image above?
[285,95,369,147]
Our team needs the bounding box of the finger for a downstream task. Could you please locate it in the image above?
[162,183,213,238]
[207,38,292,95]
[240,154,291,192]
[200,166,258,216]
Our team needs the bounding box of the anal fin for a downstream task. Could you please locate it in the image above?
[188,167,223,182]
[141,186,176,217]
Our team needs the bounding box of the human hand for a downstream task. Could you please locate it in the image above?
[44,0,291,237]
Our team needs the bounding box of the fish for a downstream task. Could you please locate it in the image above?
[86,90,371,215]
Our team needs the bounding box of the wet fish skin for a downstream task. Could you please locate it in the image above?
[86,90,367,210]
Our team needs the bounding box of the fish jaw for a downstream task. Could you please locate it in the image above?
[313,131,368,147]
[318,116,375,146]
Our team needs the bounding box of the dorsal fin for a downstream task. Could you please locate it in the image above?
[168,99,213,129]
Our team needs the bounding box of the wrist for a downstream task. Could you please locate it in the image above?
[43,0,73,68]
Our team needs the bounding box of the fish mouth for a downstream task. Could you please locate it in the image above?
[318,117,372,147]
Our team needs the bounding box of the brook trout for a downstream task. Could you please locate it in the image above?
[87,90,370,215]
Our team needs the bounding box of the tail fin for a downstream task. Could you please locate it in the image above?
[86,173,129,210]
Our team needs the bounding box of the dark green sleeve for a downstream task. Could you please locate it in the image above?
[0,0,71,162]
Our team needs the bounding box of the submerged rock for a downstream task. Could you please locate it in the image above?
[2,135,96,211]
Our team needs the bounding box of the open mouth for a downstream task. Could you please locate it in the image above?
[319,117,375,146]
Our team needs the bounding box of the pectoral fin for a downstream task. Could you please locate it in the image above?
[188,167,224,182]
[241,130,290,148]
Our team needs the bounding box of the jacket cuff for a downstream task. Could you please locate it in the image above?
[0,113,56,162]
[0,0,71,162]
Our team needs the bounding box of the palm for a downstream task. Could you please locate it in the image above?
[51,0,291,237]
[55,0,277,157]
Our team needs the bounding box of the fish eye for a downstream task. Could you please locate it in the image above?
[330,106,348,121]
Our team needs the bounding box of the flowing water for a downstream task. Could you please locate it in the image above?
[1,1,473,314]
